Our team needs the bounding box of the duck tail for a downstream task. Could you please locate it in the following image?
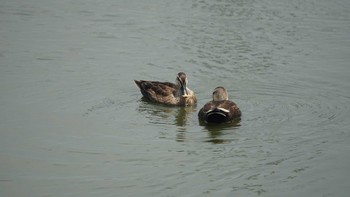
[206,108,229,123]
[134,80,142,89]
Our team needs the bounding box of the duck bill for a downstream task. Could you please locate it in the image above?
[181,85,188,96]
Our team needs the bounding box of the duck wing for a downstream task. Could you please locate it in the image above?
[134,80,178,104]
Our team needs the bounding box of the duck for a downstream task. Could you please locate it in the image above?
[198,87,241,123]
[134,72,197,106]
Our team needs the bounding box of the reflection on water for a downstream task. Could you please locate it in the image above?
[137,97,241,144]
[174,106,196,127]
[137,98,199,142]
[201,119,241,133]
[201,119,241,144]
[136,98,196,126]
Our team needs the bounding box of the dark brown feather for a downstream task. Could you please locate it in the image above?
[198,100,241,123]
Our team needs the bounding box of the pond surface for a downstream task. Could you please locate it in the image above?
[1,0,350,196]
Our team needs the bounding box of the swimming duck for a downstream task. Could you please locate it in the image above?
[198,87,241,123]
[134,72,197,106]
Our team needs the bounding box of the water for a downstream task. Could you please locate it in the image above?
[1,0,350,196]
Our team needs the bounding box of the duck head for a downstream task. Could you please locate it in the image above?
[176,72,189,96]
[212,87,229,101]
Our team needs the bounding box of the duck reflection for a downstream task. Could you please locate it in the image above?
[201,119,241,144]
[137,98,196,142]
[138,98,195,125]
[137,98,241,144]
[174,106,196,127]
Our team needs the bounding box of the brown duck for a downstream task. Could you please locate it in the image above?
[134,72,197,106]
[198,87,241,123]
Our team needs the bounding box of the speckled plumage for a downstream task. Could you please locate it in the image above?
[134,72,197,106]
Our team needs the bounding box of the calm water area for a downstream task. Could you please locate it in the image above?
[1,0,350,196]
